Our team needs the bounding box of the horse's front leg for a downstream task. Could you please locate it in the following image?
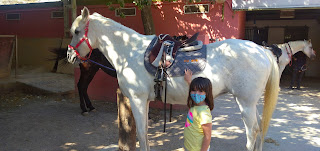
[235,97,262,151]
[129,96,150,151]
[82,65,99,112]
[78,64,89,114]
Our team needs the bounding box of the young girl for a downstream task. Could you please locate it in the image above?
[184,69,214,151]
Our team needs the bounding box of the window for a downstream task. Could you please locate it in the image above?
[284,26,308,42]
[245,27,269,45]
[51,11,64,18]
[184,4,209,14]
[6,13,20,20]
[115,7,136,17]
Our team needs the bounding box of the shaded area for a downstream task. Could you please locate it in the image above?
[0,73,319,150]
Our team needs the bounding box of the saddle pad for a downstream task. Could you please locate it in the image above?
[144,37,207,77]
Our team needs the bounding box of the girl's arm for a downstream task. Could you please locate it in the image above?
[201,123,212,151]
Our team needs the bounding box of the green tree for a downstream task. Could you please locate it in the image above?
[136,0,155,35]
[107,0,155,35]
[0,0,45,5]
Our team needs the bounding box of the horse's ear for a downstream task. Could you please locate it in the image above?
[81,7,90,21]
[308,39,312,44]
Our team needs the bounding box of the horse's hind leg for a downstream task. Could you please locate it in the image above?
[235,97,262,151]
[255,109,263,150]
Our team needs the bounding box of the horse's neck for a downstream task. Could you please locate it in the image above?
[288,41,304,55]
[278,41,303,56]
[92,15,154,69]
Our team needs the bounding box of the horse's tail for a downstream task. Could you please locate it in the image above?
[47,47,68,64]
[261,50,280,140]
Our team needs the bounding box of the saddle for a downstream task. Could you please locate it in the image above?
[149,32,201,68]
[262,41,282,63]
[144,35,207,102]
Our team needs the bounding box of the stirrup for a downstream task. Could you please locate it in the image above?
[154,82,163,101]
[154,67,165,82]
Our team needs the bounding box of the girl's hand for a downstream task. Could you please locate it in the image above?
[184,69,192,85]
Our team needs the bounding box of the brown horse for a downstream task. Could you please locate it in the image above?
[51,34,187,115]
[50,47,116,115]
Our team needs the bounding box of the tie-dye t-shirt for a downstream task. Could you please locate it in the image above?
[184,105,212,151]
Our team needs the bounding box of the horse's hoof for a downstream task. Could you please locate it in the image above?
[89,108,96,112]
[82,112,89,116]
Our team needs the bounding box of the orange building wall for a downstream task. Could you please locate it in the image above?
[82,0,245,43]
[75,0,246,106]
[151,1,245,43]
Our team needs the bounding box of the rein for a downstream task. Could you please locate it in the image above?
[87,59,116,71]
[285,42,293,66]
[68,20,93,61]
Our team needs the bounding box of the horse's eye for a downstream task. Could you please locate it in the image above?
[75,30,79,35]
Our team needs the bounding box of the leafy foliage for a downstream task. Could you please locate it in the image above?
[106,0,218,10]
[1,0,43,5]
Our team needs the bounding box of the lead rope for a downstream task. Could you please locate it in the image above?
[87,59,116,71]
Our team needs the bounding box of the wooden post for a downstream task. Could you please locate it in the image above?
[117,88,136,151]
[71,0,77,22]
[63,0,69,38]
[15,35,18,78]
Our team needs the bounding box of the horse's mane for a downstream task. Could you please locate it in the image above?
[90,12,143,36]
[275,40,306,48]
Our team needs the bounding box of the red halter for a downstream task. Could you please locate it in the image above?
[68,21,93,61]
[285,42,293,66]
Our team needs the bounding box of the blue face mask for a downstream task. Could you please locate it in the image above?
[190,93,206,104]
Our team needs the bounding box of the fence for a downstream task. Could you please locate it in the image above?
[0,35,17,78]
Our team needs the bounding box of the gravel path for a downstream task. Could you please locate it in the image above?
[0,78,319,151]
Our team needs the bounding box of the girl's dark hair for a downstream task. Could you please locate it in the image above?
[187,77,214,111]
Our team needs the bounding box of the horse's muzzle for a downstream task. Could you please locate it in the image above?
[310,50,316,60]
[67,47,77,64]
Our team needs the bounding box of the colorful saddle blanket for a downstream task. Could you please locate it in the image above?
[144,36,207,77]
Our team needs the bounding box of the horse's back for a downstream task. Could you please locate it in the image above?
[205,39,273,98]
[207,39,271,70]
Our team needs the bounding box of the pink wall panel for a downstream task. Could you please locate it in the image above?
[0,8,64,38]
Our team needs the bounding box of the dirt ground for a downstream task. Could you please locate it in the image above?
[0,76,319,151]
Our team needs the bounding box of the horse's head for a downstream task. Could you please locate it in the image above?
[67,7,97,64]
[302,39,316,60]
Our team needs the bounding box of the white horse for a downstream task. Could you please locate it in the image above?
[274,40,316,76]
[67,7,279,151]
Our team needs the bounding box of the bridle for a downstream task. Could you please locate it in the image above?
[67,20,116,71]
[68,20,93,61]
[285,42,293,66]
